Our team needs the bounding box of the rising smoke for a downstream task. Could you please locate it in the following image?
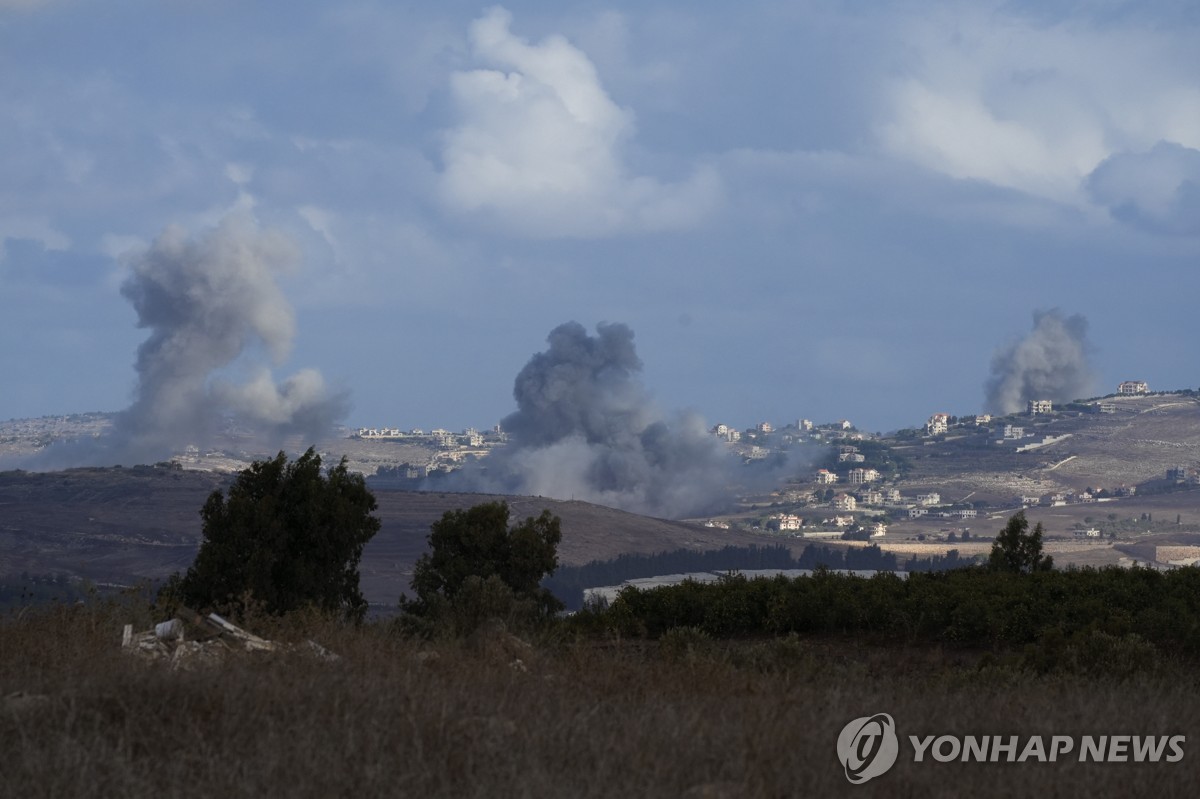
[448,321,737,519]
[984,309,1096,415]
[24,214,347,468]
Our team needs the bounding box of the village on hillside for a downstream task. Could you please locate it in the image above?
[4,381,1200,572]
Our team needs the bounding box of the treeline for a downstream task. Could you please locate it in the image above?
[572,565,1200,663]
[544,544,971,610]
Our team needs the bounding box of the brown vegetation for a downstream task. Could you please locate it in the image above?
[2,601,1197,798]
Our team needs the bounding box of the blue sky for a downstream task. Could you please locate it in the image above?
[1,0,1197,435]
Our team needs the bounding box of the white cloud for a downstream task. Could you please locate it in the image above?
[437,7,719,237]
[297,205,339,253]
[878,8,1200,208]
[0,215,70,260]
[882,79,1107,202]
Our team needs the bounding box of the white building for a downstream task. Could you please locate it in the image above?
[815,469,839,484]
[926,413,950,436]
[832,493,857,511]
[846,467,880,484]
[858,488,883,505]
[775,513,803,531]
[1118,381,1149,395]
[1027,400,1053,415]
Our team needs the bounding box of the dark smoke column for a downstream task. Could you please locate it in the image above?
[984,309,1096,415]
[464,321,733,519]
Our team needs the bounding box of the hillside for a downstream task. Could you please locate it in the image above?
[890,394,1200,502]
[0,466,774,606]
[5,393,1200,599]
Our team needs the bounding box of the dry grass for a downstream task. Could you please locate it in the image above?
[2,603,1198,798]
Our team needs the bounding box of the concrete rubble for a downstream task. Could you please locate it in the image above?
[121,607,339,669]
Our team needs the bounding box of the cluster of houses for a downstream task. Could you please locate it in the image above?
[1018,484,1137,507]
[920,381,1151,442]
[711,418,857,446]
[768,511,888,538]
[1166,466,1200,485]
[355,425,499,449]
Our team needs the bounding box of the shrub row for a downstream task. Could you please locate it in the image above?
[575,566,1200,657]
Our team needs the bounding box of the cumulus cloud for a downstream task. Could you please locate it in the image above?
[1086,141,1200,235]
[437,6,719,237]
[879,8,1200,208]
[446,321,736,518]
[984,309,1096,415]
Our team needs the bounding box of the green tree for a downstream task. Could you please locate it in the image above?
[408,501,563,618]
[168,448,380,619]
[988,511,1053,574]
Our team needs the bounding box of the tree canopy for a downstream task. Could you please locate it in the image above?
[408,501,563,618]
[988,511,1054,574]
[169,447,380,619]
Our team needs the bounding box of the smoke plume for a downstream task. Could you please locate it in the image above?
[450,322,735,519]
[25,214,347,468]
[984,309,1096,414]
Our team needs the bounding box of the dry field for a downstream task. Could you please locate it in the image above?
[2,603,1198,798]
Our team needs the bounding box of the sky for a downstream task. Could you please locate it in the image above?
[1,0,1197,436]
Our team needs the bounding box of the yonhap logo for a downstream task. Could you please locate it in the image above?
[835,713,1185,785]
[837,713,899,784]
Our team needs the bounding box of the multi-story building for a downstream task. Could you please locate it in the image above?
[815,468,839,484]
[1000,424,1025,440]
[926,413,950,436]
[858,488,883,505]
[775,513,803,531]
[1118,381,1149,395]
[846,467,880,484]
[1027,400,1053,415]
[832,493,857,511]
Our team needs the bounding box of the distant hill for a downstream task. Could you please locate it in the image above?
[890,393,1200,503]
[0,466,776,606]
[5,392,1200,600]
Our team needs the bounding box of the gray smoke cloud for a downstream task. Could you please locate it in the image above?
[984,309,1096,415]
[22,214,347,468]
[449,321,737,519]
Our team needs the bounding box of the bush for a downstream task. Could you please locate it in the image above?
[402,502,563,635]
[166,448,380,620]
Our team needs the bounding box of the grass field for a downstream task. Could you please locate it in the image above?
[2,602,1198,798]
